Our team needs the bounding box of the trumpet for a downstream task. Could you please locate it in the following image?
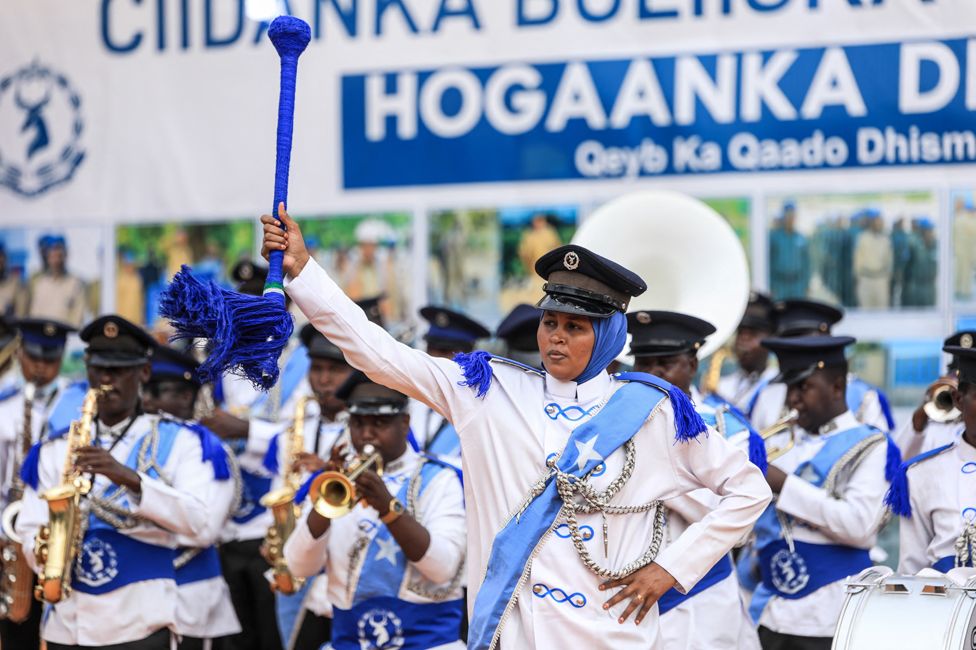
[923,376,960,423]
[760,409,799,463]
[34,385,110,604]
[260,395,311,595]
[309,444,383,519]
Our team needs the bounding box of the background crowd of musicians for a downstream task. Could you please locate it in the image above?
[0,227,972,649]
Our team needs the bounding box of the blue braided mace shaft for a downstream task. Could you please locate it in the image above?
[265,16,311,301]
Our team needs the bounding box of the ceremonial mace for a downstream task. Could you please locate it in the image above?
[159,16,311,390]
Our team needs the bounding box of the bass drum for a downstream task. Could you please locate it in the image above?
[833,567,976,649]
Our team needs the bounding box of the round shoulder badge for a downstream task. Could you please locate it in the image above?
[0,61,85,198]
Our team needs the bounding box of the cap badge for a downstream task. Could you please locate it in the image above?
[43,323,56,337]
[962,333,974,349]
[563,251,580,271]
[819,323,828,332]
[103,322,119,339]
[183,371,193,381]
[636,312,651,324]
[239,263,254,280]
[435,313,450,328]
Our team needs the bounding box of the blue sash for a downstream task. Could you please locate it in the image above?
[752,424,879,606]
[701,394,753,439]
[425,421,460,458]
[332,597,463,650]
[175,546,222,586]
[934,554,974,573]
[72,528,175,595]
[745,378,772,419]
[0,385,18,403]
[251,346,310,418]
[233,469,272,524]
[846,377,895,430]
[467,380,669,650]
[658,554,733,615]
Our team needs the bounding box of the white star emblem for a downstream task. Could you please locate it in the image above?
[575,436,603,472]
[375,536,400,566]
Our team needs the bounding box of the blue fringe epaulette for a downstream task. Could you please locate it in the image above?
[748,426,769,474]
[454,350,494,398]
[884,433,902,484]
[263,433,281,475]
[295,469,324,504]
[884,441,954,518]
[20,442,42,491]
[161,415,231,481]
[615,372,707,442]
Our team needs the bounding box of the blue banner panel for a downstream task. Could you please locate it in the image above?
[342,37,976,188]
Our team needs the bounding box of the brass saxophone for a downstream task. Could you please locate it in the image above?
[33,386,107,604]
[0,382,37,621]
[260,395,311,595]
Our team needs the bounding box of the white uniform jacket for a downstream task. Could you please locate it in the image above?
[718,366,778,414]
[285,259,771,649]
[16,414,217,646]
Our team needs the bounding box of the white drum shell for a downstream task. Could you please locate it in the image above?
[833,567,976,650]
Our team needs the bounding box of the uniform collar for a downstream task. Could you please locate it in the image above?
[383,444,419,476]
[816,410,860,437]
[546,369,610,403]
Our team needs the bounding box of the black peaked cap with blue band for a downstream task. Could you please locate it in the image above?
[496,304,541,353]
[945,345,976,384]
[627,310,716,358]
[300,322,347,362]
[944,330,976,371]
[774,299,844,337]
[0,317,16,350]
[80,315,155,368]
[357,296,385,328]
[15,318,75,361]
[740,291,777,332]
[762,335,855,385]
[233,259,269,296]
[535,244,647,318]
[420,306,491,350]
[336,370,408,416]
[149,344,200,386]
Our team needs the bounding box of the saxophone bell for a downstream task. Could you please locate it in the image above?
[760,409,799,463]
[310,444,384,520]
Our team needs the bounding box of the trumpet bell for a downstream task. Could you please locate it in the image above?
[923,385,960,423]
[572,190,750,361]
[310,471,357,519]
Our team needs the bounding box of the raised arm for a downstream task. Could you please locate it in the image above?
[263,206,483,425]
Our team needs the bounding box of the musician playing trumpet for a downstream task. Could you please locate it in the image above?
[283,370,466,649]
[15,316,224,649]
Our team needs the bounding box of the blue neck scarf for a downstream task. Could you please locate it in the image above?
[574,311,627,384]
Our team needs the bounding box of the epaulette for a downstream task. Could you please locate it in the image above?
[885,441,955,518]
[488,356,544,377]
[613,372,707,442]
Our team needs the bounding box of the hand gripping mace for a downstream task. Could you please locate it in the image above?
[159,16,312,390]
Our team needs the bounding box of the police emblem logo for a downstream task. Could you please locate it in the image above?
[103,322,119,338]
[75,537,120,588]
[0,61,85,198]
[962,334,974,349]
[43,323,56,337]
[435,313,450,328]
[563,251,580,271]
[357,608,404,650]
[239,263,254,280]
[770,548,810,595]
[636,312,651,324]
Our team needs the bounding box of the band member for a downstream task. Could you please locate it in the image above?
[142,343,241,649]
[890,342,976,574]
[0,318,75,650]
[407,306,489,461]
[263,323,353,650]
[749,299,894,433]
[16,315,223,649]
[894,330,973,459]
[717,292,778,411]
[262,206,770,649]
[751,336,895,650]
[496,304,542,369]
[0,317,20,392]
[626,309,761,650]
[283,371,466,649]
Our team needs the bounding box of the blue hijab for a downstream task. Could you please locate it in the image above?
[575,311,627,384]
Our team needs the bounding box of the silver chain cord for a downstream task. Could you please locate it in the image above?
[955,520,976,569]
[405,460,465,601]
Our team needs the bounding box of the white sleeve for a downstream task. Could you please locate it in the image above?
[410,469,466,585]
[176,470,237,548]
[246,418,282,458]
[897,480,934,575]
[132,433,215,539]
[283,506,330,579]
[776,443,887,547]
[285,260,484,426]
[653,409,772,593]
[893,416,925,460]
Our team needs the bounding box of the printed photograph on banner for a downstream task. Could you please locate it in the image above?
[0,225,105,378]
[295,213,412,338]
[115,221,255,332]
[765,191,939,311]
[428,208,500,324]
[499,205,578,314]
[701,197,751,265]
[950,191,976,306]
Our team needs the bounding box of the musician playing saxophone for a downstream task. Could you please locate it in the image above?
[15,315,222,650]
[0,318,75,650]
